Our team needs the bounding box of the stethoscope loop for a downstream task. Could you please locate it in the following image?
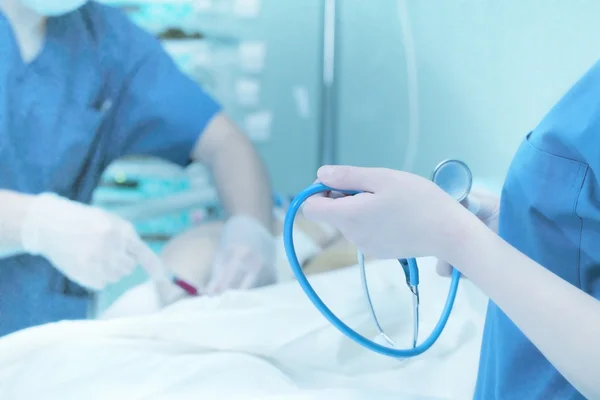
[283,160,471,358]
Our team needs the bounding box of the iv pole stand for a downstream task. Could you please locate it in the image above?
[318,0,339,166]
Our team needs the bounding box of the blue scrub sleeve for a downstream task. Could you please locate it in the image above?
[110,37,222,166]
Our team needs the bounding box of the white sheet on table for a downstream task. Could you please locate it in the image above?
[0,258,488,400]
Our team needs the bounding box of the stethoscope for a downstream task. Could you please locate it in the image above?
[283,160,474,358]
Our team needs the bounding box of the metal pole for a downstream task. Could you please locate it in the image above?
[319,0,339,166]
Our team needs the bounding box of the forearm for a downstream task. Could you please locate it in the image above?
[206,131,273,230]
[0,190,34,254]
[450,219,600,399]
[193,112,273,232]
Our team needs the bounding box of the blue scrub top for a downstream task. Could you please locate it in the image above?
[0,2,221,336]
[475,60,600,399]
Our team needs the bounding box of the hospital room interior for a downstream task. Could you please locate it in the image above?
[2,0,600,399]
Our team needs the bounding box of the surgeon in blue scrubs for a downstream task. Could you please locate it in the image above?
[303,61,600,398]
[0,0,275,336]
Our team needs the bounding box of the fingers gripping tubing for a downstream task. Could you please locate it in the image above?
[283,183,461,358]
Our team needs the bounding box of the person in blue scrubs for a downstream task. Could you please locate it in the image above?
[302,61,600,398]
[0,0,275,336]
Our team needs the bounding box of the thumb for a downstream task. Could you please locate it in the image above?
[317,165,392,193]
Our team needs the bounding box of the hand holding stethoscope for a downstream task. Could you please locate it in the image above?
[284,160,485,358]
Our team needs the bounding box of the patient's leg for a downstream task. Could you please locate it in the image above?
[272,214,339,249]
[303,238,363,275]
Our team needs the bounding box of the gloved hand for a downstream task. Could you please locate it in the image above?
[436,189,500,277]
[302,166,481,263]
[21,193,165,291]
[205,214,275,295]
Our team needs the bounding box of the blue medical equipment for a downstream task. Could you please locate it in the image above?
[283,160,473,358]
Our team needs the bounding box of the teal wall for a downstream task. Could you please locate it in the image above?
[101,0,600,190]
[171,0,324,195]
[245,0,322,195]
[336,0,600,182]
[194,0,324,195]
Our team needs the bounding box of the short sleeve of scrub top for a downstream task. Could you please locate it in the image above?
[95,5,222,166]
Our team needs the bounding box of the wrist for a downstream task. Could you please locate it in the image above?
[226,213,272,237]
[221,214,275,259]
[440,208,489,271]
[20,192,61,254]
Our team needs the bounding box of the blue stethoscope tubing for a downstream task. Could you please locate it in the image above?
[283,182,461,358]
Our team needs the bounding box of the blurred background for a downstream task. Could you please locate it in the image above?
[92,0,600,312]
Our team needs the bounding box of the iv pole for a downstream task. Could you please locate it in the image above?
[318,0,339,166]
[317,1,420,171]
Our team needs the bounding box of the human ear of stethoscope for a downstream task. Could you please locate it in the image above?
[283,160,473,358]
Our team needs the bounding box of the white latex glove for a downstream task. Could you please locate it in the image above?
[436,190,500,276]
[302,166,480,263]
[205,214,275,295]
[21,193,165,291]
